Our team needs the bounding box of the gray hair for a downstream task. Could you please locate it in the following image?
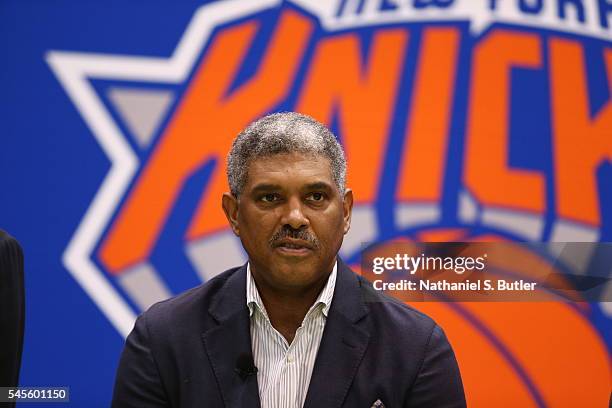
[227,112,346,197]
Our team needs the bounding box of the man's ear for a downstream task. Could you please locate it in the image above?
[222,192,240,236]
[342,188,354,235]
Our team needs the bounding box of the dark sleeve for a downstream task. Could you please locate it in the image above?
[404,324,466,408]
[111,314,170,408]
[0,231,25,395]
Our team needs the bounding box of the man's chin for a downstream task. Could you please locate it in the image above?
[269,256,321,277]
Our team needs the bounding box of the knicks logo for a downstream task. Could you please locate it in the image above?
[48,1,610,406]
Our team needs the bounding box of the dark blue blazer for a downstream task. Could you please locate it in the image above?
[112,260,466,407]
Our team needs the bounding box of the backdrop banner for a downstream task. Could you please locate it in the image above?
[2,0,611,406]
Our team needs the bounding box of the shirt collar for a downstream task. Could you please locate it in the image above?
[246,261,337,319]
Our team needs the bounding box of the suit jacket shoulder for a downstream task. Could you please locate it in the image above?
[142,266,240,338]
[304,263,465,408]
[112,265,251,408]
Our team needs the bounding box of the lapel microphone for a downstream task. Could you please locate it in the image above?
[235,353,258,380]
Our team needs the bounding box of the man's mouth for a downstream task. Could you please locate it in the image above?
[280,242,308,249]
[274,239,314,255]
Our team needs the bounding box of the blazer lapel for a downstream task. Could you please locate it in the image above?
[303,260,370,408]
[201,265,261,408]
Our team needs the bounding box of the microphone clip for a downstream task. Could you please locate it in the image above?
[235,354,258,380]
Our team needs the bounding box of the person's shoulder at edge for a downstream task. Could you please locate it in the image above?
[0,229,24,269]
[0,229,22,250]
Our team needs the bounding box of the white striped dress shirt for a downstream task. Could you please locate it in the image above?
[246,262,337,408]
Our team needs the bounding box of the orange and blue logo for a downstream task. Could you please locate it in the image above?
[48,0,611,405]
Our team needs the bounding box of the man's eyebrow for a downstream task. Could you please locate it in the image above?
[303,182,333,191]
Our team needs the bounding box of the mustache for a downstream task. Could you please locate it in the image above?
[268,226,320,249]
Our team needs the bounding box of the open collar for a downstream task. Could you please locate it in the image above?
[245,261,338,319]
[203,260,371,408]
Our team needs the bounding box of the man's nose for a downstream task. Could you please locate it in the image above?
[281,196,309,230]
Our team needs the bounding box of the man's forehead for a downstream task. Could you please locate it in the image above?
[244,153,334,186]
[248,152,332,171]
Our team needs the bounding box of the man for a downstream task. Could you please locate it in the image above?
[112,112,465,407]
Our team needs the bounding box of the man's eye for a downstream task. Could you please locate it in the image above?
[307,192,325,202]
[260,193,278,203]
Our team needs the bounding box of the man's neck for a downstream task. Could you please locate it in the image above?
[251,265,333,344]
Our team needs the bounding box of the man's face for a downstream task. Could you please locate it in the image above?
[222,152,353,293]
